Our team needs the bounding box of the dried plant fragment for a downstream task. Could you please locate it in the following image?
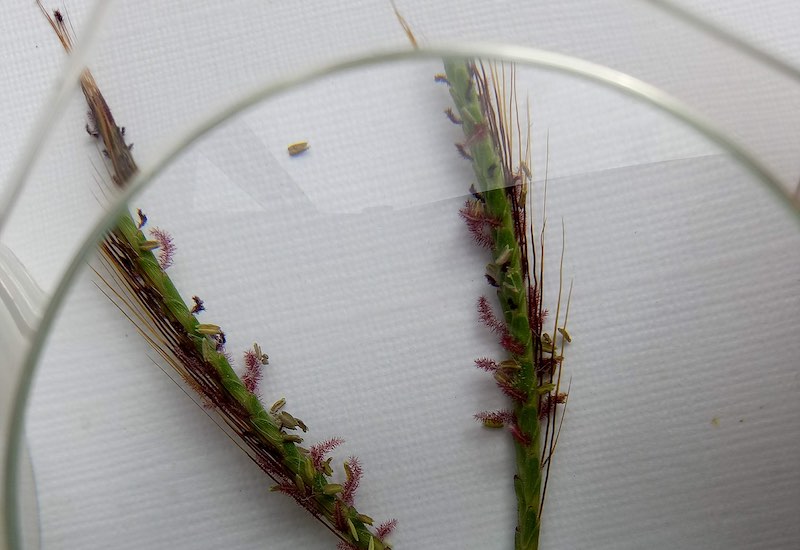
[287,141,310,156]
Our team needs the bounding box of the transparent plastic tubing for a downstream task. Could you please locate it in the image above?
[4,42,799,549]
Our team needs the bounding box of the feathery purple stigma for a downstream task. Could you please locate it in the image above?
[149,227,175,270]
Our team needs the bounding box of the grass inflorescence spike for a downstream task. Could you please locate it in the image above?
[39,4,394,548]
[443,58,573,550]
[390,6,573,545]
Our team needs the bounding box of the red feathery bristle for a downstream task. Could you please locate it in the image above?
[342,456,362,506]
[333,500,347,531]
[474,409,515,426]
[500,333,526,356]
[478,297,526,355]
[459,200,498,248]
[540,391,568,419]
[463,122,487,148]
[271,483,301,497]
[539,399,551,419]
[337,542,357,550]
[256,456,283,479]
[149,227,175,270]
[527,285,541,334]
[376,519,398,540]
[310,437,344,471]
[477,296,504,334]
[496,379,527,403]
[509,423,531,446]
[242,350,263,393]
[474,357,499,372]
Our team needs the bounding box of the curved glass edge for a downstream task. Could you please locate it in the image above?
[14,446,39,550]
[4,42,799,549]
[641,0,800,84]
[0,2,114,549]
[0,245,44,549]
[0,0,113,234]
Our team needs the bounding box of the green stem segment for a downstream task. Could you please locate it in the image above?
[444,59,542,550]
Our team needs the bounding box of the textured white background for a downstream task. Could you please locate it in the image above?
[1,1,798,549]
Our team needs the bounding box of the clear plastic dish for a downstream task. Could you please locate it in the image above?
[2,2,799,550]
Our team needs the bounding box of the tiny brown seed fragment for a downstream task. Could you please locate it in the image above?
[287,141,309,156]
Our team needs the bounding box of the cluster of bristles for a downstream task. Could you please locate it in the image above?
[119,207,396,549]
[259,420,398,550]
[470,299,566,445]
[269,434,398,550]
[435,66,569,444]
[262,412,397,549]
[134,208,269,387]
